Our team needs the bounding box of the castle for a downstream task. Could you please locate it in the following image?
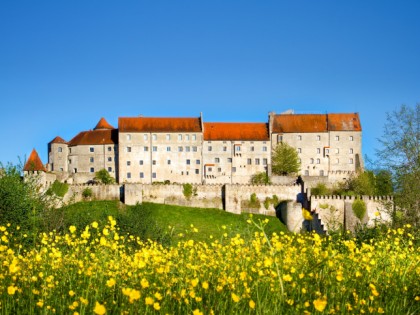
[25,110,363,185]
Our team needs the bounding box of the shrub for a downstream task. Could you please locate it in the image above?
[250,172,271,184]
[46,180,69,197]
[82,187,93,199]
[94,169,115,184]
[249,193,260,208]
[263,197,270,210]
[311,183,330,196]
[352,198,367,220]
[183,183,193,199]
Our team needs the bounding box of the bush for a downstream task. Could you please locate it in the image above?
[82,187,93,199]
[310,183,331,196]
[46,180,69,197]
[183,183,196,200]
[352,199,367,221]
[249,193,260,208]
[250,172,271,184]
[94,169,115,184]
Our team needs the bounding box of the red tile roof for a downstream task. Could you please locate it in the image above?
[94,117,115,130]
[68,129,118,146]
[327,113,361,131]
[119,117,202,133]
[24,149,46,172]
[272,113,361,133]
[204,123,269,141]
[49,136,67,144]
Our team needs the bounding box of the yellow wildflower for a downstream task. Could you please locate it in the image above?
[249,300,256,309]
[7,285,18,295]
[93,302,106,315]
[313,297,327,312]
[69,226,77,233]
[232,293,240,302]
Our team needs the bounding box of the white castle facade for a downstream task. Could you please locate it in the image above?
[43,111,363,185]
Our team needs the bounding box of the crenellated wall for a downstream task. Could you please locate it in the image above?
[62,184,121,204]
[311,195,393,232]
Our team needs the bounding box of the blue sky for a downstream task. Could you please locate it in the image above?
[1,0,419,167]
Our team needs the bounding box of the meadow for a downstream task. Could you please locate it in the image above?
[0,202,418,314]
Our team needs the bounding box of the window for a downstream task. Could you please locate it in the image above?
[127,161,131,166]
[349,148,353,154]
[310,158,314,164]
[126,134,131,141]
[167,160,171,165]
[167,146,171,152]
[251,146,255,152]
[208,146,212,151]
[69,159,72,164]
[215,158,220,163]
[192,135,196,141]
[317,148,321,154]
[185,146,190,152]
[140,172,144,178]
[178,134,182,141]
[60,168,64,171]
[108,167,112,172]
[320,170,324,176]
[139,160,143,165]
[90,147,94,152]
[178,146,183,152]
[232,167,236,172]
[304,170,309,176]
[185,135,190,141]
[153,146,157,152]
[108,157,112,162]
[58,147,62,153]
[126,147,132,153]
[349,158,354,164]
[152,173,156,179]
[152,134,157,140]
[90,157,94,163]
[235,146,241,152]
[263,158,268,165]
[195,169,199,174]
[247,158,252,165]
[90,167,95,173]
[127,172,131,179]
[262,146,267,152]
[196,159,200,164]
[223,146,227,152]
[73,168,77,173]
[277,135,283,142]
[335,148,339,154]
[166,134,171,140]
[69,148,72,153]
[152,160,156,165]
[227,158,232,163]
[298,148,302,153]
[255,158,260,165]
[335,135,340,141]
[316,135,321,141]
[218,167,221,172]
[349,136,354,141]
[208,167,212,172]
[186,159,190,165]
[335,158,339,164]
[192,146,197,152]
[316,158,320,164]
[108,146,112,151]
[144,134,148,141]
[298,135,302,141]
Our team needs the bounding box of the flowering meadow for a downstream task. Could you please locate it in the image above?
[0,216,418,314]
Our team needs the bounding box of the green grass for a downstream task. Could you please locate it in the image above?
[57,200,287,244]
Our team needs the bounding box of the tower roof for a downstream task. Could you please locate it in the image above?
[68,129,118,146]
[94,117,115,130]
[23,149,46,172]
[49,136,67,144]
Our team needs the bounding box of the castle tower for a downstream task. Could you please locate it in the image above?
[24,149,47,174]
[48,136,68,172]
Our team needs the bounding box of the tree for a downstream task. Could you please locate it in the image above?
[94,169,115,184]
[271,142,301,175]
[376,104,420,226]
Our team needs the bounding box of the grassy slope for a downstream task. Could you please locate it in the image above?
[59,200,288,243]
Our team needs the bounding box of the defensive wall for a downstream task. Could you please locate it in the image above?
[57,183,392,233]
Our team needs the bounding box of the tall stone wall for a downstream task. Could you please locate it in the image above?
[124,183,224,209]
[224,184,300,215]
[63,184,121,203]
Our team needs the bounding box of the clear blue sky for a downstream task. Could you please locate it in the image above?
[1,0,419,167]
